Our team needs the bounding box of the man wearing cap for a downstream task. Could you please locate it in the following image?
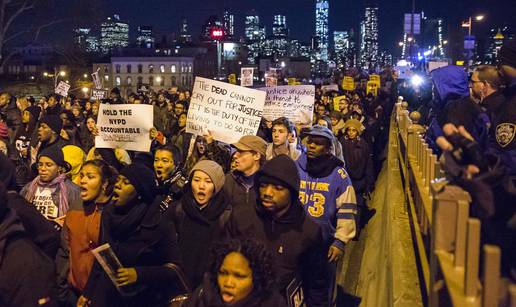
[296,125,358,304]
[223,135,267,209]
[225,155,329,306]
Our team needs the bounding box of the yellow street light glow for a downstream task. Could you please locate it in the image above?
[59,71,66,77]
[82,87,89,93]
[475,15,484,21]
[43,72,49,77]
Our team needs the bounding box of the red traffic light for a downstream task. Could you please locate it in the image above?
[211,28,224,39]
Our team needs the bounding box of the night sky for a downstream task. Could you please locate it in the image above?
[35,0,516,54]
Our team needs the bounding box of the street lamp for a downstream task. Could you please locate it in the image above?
[59,71,66,77]
[462,15,485,36]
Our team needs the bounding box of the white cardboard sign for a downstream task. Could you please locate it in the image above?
[55,81,71,97]
[187,77,266,144]
[95,104,153,152]
[240,67,254,87]
[259,85,315,125]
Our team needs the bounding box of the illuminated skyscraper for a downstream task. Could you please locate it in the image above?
[315,0,329,61]
[273,15,288,38]
[179,17,192,44]
[74,28,99,53]
[333,31,349,68]
[100,15,129,53]
[223,10,234,40]
[245,12,265,63]
[136,26,154,48]
[359,4,379,69]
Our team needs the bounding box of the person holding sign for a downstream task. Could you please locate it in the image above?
[21,146,81,224]
[184,238,286,307]
[80,163,187,307]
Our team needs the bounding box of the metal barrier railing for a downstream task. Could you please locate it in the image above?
[393,101,516,307]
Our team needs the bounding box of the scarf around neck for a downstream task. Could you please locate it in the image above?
[24,174,70,217]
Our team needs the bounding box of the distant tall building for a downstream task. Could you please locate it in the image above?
[421,16,446,59]
[223,10,234,39]
[485,26,514,64]
[359,4,379,69]
[315,0,329,61]
[179,17,192,44]
[74,28,99,53]
[100,15,129,53]
[245,12,266,63]
[137,26,154,48]
[273,15,288,38]
[333,31,349,68]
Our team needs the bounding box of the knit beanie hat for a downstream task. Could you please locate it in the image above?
[498,39,516,68]
[119,163,156,204]
[39,114,63,135]
[343,118,365,134]
[189,160,225,194]
[0,122,8,139]
[38,146,71,172]
[256,155,300,198]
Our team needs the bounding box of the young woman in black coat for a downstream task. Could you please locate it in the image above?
[167,160,230,289]
[79,163,188,307]
[184,238,286,307]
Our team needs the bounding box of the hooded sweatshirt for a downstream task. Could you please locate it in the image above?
[296,153,357,248]
[225,155,329,307]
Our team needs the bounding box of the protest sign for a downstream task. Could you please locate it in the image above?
[240,68,254,87]
[333,95,348,112]
[187,77,266,144]
[428,61,448,72]
[321,84,339,93]
[260,85,315,125]
[342,77,355,91]
[265,77,278,87]
[91,89,108,100]
[366,81,379,96]
[91,70,102,89]
[228,73,237,85]
[369,74,381,86]
[95,104,153,152]
[55,81,70,97]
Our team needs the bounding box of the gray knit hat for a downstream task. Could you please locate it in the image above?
[189,160,225,194]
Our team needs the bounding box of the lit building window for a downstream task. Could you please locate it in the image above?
[127,77,132,85]
[115,76,121,86]
[104,75,109,81]
[171,65,176,73]
[148,64,154,73]
[160,64,165,73]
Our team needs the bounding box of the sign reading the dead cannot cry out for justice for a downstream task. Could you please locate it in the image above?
[186,77,266,144]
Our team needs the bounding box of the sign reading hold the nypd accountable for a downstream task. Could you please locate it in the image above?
[187,77,266,144]
[240,67,254,87]
[95,104,153,152]
[55,81,71,97]
[260,85,315,125]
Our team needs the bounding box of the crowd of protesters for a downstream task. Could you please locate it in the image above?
[0,64,394,307]
[0,39,514,306]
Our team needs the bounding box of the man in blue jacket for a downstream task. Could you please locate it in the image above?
[296,125,358,305]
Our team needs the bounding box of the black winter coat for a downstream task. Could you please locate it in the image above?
[0,209,59,307]
[223,171,257,209]
[167,189,231,289]
[225,202,329,307]
[83,201,187,307]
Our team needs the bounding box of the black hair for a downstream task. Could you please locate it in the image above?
[82,159,119,197]
[209,238,275,298]
[271,117,295,134]
[155,144,183,166]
